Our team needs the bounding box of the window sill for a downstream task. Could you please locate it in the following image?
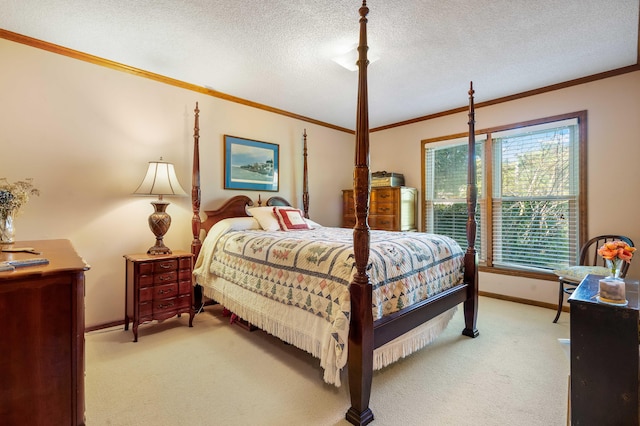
[478,265,556,281]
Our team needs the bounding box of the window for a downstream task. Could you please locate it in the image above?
[423,112,587,277]
[424,136,486,261]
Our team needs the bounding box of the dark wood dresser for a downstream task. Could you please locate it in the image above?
[342,186,417,231]
[0,239,88,426]
[124,251,194,342]
[568,274,639,425]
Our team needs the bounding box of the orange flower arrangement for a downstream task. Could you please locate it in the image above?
[597,240,636,278]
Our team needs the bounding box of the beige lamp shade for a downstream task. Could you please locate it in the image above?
[134,160,187,255]
[134,161,188,198]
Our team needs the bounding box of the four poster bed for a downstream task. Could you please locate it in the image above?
[190,2,478,425]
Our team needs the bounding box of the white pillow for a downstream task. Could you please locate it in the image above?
[247,206,281,231]
[274,208,310,231]
[219,217,261,231]
[304,218,322,229]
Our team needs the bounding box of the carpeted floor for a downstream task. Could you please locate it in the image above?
[85,296,571,426]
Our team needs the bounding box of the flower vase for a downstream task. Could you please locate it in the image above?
[0,212,15,244]
[605,258,624,279]
[598,258,626,305]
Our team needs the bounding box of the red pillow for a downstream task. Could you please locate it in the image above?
[274,207,310,231]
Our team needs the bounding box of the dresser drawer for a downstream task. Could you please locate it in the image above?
[370,187,398,203]
[343,193,355,215]
[342,216,356,228]
[369,215,397,231]
[371,202,397,215]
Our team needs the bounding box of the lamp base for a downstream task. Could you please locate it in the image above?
[147,200,172,255]
[148,242,172,256]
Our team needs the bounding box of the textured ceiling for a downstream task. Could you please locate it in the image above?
[1,0,638,130]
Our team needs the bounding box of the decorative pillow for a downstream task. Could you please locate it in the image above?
[553,265,610,282]
[274,207,310,231]
[246,206,281,231]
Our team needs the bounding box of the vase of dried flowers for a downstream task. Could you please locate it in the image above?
[0,212,15,244]
[0,178,39,244]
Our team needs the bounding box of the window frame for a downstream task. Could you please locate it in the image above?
[421,111,588,280]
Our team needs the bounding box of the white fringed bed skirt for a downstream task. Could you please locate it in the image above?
[199,276,457,387]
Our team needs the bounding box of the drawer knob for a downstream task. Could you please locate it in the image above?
[158,288,173,295]
[159,262,172,269]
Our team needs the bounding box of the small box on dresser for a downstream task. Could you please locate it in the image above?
[124,250,195,342]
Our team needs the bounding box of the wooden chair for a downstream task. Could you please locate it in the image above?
[553,235,634,323]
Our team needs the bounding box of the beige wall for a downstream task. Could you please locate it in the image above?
[0,38,354,327]
[370,71,640,306]
[3,36,639,325]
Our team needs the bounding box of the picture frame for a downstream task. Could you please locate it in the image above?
[224,135,279,191]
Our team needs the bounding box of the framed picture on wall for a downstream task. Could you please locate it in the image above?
[224,135,279,191]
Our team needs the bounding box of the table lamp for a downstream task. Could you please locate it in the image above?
[134,158,187,255]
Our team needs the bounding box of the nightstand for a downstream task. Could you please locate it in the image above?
[124,250,195,342]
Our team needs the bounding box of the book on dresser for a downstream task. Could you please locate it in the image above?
[342,186,417,231]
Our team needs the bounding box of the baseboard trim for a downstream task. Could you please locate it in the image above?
[480,291,568,312]
[85,319,125,333]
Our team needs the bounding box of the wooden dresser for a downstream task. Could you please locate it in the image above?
[0,239,88,426]
[124,251,194,342]
[568,274,639,425]
[342,186,417,231]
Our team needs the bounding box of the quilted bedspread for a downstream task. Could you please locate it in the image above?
[205,226,464,376]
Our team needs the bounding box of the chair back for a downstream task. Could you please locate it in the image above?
[579,235,634,278]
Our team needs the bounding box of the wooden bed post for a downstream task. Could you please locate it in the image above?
[191,102,202,259]
[302,129,310,218]
[463,83,479,338]
[191,102,204,310]
[346,2,374,425]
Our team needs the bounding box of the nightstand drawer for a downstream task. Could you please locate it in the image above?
[139,262,154,275]
[139,286,154,302]
[154,283,178,299]
[138,274,154,287]
[153,294,190,312]
[178,269,192,281]
[154,271,177,284]
[153,259,178,272]
[179,279,192,295]
[139,301,153,318]
[179,257,192,269]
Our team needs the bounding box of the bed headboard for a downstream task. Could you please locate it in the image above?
[190,101,309,257]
